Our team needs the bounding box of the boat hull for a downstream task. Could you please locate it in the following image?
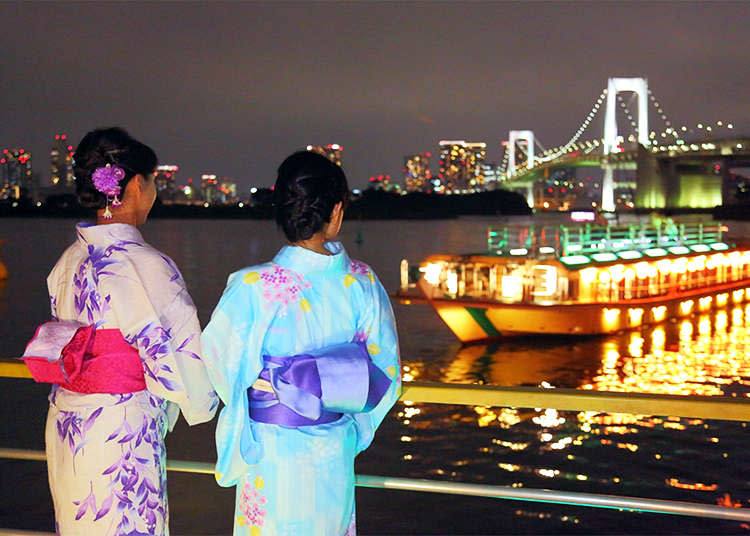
[420,280,750,343]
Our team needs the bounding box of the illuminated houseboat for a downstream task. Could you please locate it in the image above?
[400,222,750,342]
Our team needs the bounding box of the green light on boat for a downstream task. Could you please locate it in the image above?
[488,231,498,237]
[644,248,668,257]
[617,250,643,260]
[561,255,590,266]
[689,244,711,252]
[710,242,729,251]
[566,244,583,253]
[668,246,690,255]
[591,252,618,262]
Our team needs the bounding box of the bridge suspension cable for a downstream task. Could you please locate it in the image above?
[646,88,684,145]
[501,88,608,177]
[534,88,607,164]
[534,137,549,153]
[616,92,639,136]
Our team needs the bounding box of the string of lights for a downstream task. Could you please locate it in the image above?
[501,84,741,180]
[534,89,608,164]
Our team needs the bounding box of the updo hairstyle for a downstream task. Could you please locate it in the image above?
[273,151,350,242]
[73,127,157,209]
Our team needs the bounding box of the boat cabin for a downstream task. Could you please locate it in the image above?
[411,222,750,307]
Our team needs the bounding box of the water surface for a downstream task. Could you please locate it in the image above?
[1,216,748,534]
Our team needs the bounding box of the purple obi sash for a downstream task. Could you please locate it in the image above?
[248,341,391,427]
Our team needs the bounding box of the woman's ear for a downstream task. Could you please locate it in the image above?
[122,174,150,205]
[326,201,344,239]
[135,174,148,193]
[122,174,142,199]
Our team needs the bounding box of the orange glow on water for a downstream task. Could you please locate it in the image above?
[666,478,717,491]
[396,298,750,505]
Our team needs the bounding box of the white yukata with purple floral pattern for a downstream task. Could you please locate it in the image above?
[201,242,401,536]
[44,222,218,535]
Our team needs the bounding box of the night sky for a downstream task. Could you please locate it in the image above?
[1,1,749,190]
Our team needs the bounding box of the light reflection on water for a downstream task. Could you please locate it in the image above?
[394,301,750,530]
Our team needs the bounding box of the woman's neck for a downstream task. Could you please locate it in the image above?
[96,209,138,226]
[291,234,331,256]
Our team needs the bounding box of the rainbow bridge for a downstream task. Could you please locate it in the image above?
[496,78,749,211]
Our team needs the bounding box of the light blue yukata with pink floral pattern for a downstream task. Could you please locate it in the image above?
[201,242,401,536]
[44,223,218,535]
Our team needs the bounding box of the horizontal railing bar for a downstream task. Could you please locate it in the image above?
[401,382,750,422]
[356,476,750,522]
[0,530,55,536]
[3,358,750,421]
[0,359,31,379]
[0,448,212,474]
[1,448,748,522]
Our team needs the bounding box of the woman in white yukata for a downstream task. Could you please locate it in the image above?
[23,128,218,535]
[201,151,401,535]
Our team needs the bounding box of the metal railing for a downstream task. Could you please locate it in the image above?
[487,222,725,258]
[3,358,749,422]
[2,357,750,528]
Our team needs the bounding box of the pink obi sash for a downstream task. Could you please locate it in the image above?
[22,322,146,394]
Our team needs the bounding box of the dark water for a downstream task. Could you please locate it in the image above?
[1,217,749,535]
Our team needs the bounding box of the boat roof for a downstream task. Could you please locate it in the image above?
[485,221,735,268]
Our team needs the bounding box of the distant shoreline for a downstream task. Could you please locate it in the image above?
[1,189,746,220]
[0,189,534,220]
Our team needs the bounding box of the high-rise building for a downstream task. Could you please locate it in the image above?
[179,178,198,203]
[155,165,179,200]
[1,148,33,200]
[200,174,219,204]
[218,178,238,204]
[438,140,486,192]
[438,140,463,192]
[50,134,74,187]
[306,144,343,166]
[368,174,393,191]
[479,163,503,188]
[465,142,487,189]
[403,153,432,192]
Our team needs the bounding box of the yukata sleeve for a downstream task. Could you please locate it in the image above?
[353,270,401,453]
[114,251,218,429]
[201,269,269,487]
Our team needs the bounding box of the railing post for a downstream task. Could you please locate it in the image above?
[488,266,497,298]
[400,259,409,292]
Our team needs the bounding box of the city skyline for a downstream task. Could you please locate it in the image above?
[1,1,749,191]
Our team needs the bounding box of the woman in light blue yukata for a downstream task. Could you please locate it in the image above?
[201,151,401,536]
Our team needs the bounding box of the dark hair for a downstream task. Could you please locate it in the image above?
[73,127,157,209]
[273,151,350,242]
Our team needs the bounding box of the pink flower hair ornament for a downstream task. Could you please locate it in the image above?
[92,163,125,218]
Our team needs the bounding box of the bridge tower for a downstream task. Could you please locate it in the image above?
[507,130,536,207]
[601,77,649,211]
[507,130,535,174]
[603,78,649,154]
